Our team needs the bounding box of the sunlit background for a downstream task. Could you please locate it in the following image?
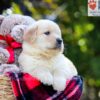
[0,0,100,100]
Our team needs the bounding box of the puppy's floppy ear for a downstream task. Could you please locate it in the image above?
[23,24,38,43]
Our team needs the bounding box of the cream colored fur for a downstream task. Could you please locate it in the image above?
[18,20,77,91]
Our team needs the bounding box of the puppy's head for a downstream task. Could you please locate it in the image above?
[23,20,64,56]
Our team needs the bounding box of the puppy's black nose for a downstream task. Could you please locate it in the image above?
[56,38,62,45]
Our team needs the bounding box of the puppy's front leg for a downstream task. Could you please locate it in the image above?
[31,68,53,86]
[53,70,67,91]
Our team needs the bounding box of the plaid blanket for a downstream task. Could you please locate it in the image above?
[8,73,83,100]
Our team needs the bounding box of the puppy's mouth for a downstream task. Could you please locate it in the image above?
[49,44,62,50]
[55,43,62,49]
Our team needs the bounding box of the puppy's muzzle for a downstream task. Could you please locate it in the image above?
[56,38,62,49]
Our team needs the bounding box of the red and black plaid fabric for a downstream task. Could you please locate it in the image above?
[7,72,83,100]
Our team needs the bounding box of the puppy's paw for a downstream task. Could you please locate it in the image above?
[32,71,53,85]
[53,77,66,92]
[41,73,53,85]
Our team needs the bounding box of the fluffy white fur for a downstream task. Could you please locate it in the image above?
[18,20,77,91]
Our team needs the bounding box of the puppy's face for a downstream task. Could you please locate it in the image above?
[24,20,64,55]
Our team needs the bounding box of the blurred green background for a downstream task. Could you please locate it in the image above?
[0,0,100,100]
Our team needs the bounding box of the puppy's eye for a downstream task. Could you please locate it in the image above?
[44,31,50,35]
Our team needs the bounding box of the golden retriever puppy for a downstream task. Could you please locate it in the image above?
[18,20,78,91]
